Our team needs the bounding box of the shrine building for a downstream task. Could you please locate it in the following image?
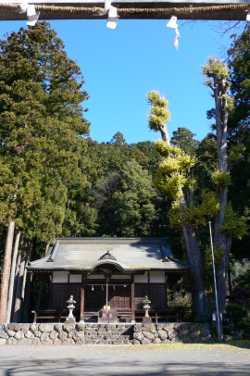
[27,237,190,323]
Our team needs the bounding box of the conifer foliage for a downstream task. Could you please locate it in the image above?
[0,23,89,322]
[0,22,89,240]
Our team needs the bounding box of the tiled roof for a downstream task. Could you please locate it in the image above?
[28,237,188,272]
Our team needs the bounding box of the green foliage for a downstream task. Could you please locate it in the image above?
[0,22,89,243]
[223,204,248,239]
[225,266,250,339]
[211,170,231,187]
[169,191,219,228]
[203,58,232,119]
[109,132,127,145]
[147,91,170,133]
[155,140,182,157]
[228,25,250,127]
[203,58,229,86]
[171,127,199,156]
[154,139,196,202]
[199,191,220,218]
[228,143,246,164]
[94,159,157,237]
[226,27,250,260]
[155,172,187,202]
[0,160,17,222]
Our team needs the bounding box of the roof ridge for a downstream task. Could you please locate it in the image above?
[55,237,168,243]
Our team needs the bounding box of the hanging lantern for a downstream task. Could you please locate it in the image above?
[91,285,95,291]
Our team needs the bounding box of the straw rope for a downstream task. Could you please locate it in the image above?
[0,2,248,19]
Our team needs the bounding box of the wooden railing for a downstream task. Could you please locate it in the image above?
[30,306,193,323]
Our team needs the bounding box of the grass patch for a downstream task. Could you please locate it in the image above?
[129,341,250,352]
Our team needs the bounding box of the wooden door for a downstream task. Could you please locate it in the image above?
[109,285,131,310]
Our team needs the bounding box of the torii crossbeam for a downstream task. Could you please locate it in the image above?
[0,0,249,21]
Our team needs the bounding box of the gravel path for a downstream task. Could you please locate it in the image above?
[0,344,250,376]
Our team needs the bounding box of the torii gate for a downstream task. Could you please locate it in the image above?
[0,0,249,21]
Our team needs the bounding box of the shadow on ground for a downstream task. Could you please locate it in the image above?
[1,358,250,376]
[190,340,250,350]
[225,340,250,350]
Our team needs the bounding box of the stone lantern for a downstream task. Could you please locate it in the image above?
[143,295,151,323]
[65,294,76,323]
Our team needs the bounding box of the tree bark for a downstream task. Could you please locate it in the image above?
[182,223,207,320]
[6,231,21,323]
[159,126,207,320]
[0,220,15,323]
[213,80,230,314]
[12,260,25,323]
[160,127,168,143]
[216,236,231,312]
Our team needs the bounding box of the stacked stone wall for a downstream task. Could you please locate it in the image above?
[133,323,211,344]
[0,322,211,345]
[85,323,133,344]
[0,323,85,345]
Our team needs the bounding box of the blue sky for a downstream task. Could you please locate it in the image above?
[0,19,243,143]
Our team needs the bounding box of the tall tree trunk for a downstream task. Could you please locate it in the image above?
[213,81,230,314]
[13,259,25,323]
[6,231,21,323]
[160,127,207,321]
[182,224,206,320]
[216,236,231,312]
[160,127,168,143]
[0,220,15,323]
[11,252,21,320]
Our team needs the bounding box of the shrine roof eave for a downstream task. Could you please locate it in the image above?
[27,237,189,272]
[27,262,189,272]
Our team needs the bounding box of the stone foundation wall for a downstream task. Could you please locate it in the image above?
[0,322,211,345]
[133,323,211,344]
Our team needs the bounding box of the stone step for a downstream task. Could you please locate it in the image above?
[85,335,131,344]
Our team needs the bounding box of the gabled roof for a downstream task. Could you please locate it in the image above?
[28,237,188,272]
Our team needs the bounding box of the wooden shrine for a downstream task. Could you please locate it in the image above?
[27,237,190,323]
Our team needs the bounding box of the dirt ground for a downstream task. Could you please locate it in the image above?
[0,343,250,376]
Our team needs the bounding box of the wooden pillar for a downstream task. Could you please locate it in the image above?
[80,287,85,321]
[105,277,109,306]
[131,275,135,323]
[147,271,150,296]
[165,272,168,307]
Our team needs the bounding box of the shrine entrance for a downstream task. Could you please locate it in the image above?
[82,259,133,321]
[85,285,106,312]
[85,283,131,312]
[109,284,131,310]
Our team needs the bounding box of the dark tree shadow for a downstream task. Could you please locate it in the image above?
[1,358,250,376]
